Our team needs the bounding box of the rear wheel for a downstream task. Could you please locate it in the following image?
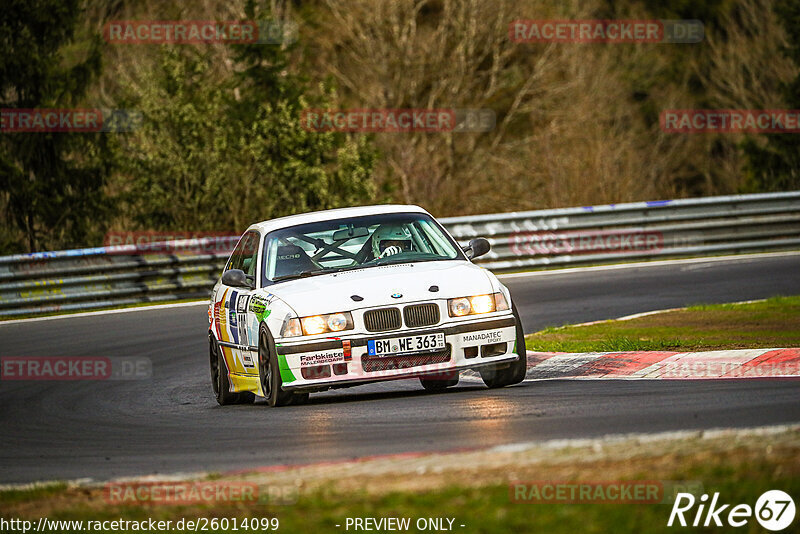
[480,303,528,388]
[419,371,459,391]
[258,327,308,407]
[210,334,254,405]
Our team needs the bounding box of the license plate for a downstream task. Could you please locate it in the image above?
[367,332,445,357]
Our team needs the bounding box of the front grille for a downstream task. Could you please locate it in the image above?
[403,303,440,328]
[363,307,402,332]
[362,345,452,373]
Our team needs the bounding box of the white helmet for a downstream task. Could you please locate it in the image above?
[371,224,412,258]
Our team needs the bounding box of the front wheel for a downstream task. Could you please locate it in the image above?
[480,303,528,388]
[258,327,308,407]
[210,334,254,405]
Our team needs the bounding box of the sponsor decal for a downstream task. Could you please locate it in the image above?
[250,296,267,314]
[236,294,250,349]
[213,301,222,337]
[216,289,229,341]
[300,350,346,367]
[462,330,503,343]
[249,294,273,323]
[228,291,239,344]
[236,294,250,313]
[240,352,255,369]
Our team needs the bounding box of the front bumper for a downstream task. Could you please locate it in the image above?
[275,314,518,392]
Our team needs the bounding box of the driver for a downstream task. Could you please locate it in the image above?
[371,224,413,259]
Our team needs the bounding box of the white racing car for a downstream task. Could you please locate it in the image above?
[208,205,527,406]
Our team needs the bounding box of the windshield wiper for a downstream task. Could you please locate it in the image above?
[326,264,368,274]
[271,269,334,282]
[272,261,415,282]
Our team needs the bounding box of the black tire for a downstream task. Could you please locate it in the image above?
[480,303,528,388]
[210,334,254,405]
[419,371,459,391]
[258,327,307,407]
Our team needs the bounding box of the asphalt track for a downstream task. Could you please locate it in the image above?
[1,253,799,484]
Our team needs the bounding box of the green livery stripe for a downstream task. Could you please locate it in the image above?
[277,353,296,383]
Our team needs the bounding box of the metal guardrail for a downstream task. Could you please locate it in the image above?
[447,191,800,271]
[1,191,798,318]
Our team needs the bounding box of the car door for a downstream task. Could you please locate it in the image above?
[213,230,260,375]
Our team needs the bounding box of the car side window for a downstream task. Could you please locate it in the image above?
[226,231,260,278]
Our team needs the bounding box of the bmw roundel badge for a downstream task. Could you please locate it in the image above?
[391,292,403,299]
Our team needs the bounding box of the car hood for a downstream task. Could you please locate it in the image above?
[265,260,494,316]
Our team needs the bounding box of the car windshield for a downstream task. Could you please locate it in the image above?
[262,212,463,285]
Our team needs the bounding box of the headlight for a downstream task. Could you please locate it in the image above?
[281,312,354,337]
[282,318,303,337]
[302,315,327,336]
[470,294,495,314]
[327,313,349,332]
[493,292,510,311]
[449,297,472,317]
[448,292,508,317]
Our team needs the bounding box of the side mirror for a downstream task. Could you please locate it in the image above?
[222,269,253,289]
[464,237,491,259]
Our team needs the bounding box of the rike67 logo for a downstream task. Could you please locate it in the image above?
[668,490,795,531]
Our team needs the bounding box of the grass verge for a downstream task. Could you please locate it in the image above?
[525,295,800,352]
